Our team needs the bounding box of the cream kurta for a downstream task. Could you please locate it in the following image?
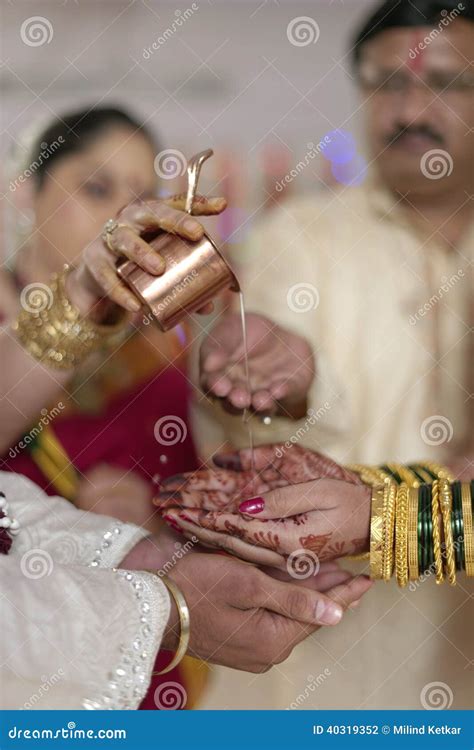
[193,181,473,709]
[0,472,170,710]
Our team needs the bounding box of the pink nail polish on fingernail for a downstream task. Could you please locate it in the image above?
[239,497,265,514]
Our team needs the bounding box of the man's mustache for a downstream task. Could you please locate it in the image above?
[386,124,445,147]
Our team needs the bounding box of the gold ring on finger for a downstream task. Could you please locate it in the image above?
[101,218,133,253]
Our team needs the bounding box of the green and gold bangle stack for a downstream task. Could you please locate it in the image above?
[349,462,474,587]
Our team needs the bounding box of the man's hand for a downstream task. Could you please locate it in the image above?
[200,312,315,415]
[120,541,372,673]
[163,552,372,672]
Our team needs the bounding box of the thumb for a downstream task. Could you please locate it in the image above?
[238,478,341,518]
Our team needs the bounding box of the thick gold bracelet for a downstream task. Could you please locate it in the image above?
[431,480,444,584]
[439,478,456,586]
[147,571,190,675]
[461,483,474,577]
[418,462,453,482]
[407,486,419,581]
[370,485,385,580]
[382,480,397,581]
[395,483,409,587]
[13,265,128,370]
[385,463,420,488]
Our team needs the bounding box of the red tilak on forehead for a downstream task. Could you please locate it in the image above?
[408,31,426,73]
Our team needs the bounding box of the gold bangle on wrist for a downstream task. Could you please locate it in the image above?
[147,571,190,675]
[382,480,397,581]
[395,483,409,587]
[439,478,456,586]
[13,264,128,370]
[461,482,474,577]
[407,486,419,581]
[370,484,385,580]
[431,480,444,585]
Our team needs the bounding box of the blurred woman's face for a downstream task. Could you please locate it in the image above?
[32,126,157,277]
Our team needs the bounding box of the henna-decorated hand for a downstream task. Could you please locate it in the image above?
[154,444,371,569]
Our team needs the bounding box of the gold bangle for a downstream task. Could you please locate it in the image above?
[382,480,397,581]
[395,483,409,587]
[147,572,190,675]
[417,462,453,482]
[13,265,128,370]
[370,485,385,580]
[461,482,474,577]
[348,465,391,488]
[431,480,444,585]
[386,463,420,488]
[407,486,419,581]
[439,478,456,586]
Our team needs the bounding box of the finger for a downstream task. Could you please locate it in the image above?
[325,575,373,610]
[160,468,258,495]
[85,250,141,312]
[163,513,285,567]
[238,478,362,519]
[106,226,165,275]
[226,383,252,410]
[157,489,237,512]
[255,574,346,626]
[165,193,227,216]
[299,569,353,593]
[204,371,233,398]
[238,480,324,518]
[120,200,204,241]
[251,389,277,412]
[268,380,291,400]
[174,508,288,554]
[196,302,214,315]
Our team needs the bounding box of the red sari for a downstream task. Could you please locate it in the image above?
[2,328,206,710]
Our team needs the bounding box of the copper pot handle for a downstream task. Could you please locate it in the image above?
[184,148,214,214]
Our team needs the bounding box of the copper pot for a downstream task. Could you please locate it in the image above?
[116,149,239,331]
